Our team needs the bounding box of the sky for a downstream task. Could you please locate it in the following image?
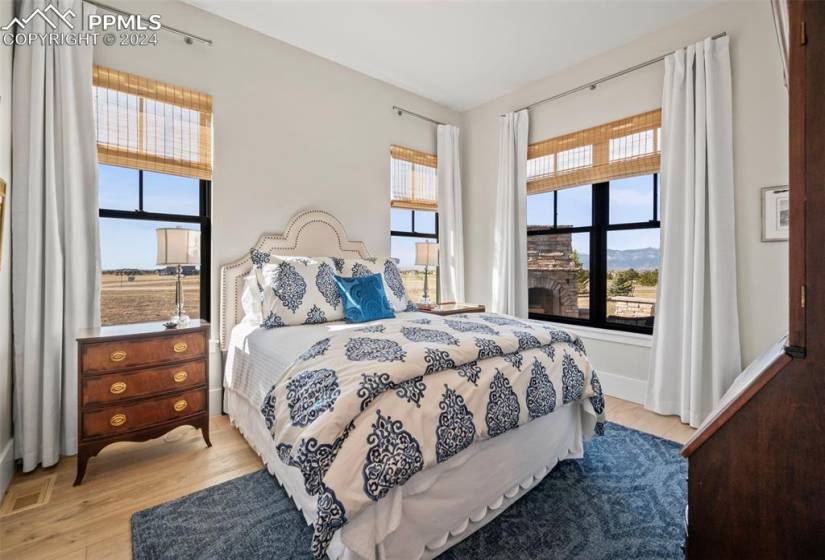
[391,209,437,268]
[99,164,660,271]
[99,165,200,270]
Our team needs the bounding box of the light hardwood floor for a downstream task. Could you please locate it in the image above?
[0,397,694,560]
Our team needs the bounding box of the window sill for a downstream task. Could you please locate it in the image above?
[544,321,653,348]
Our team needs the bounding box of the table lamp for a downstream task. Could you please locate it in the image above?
[415,241,439,305]
[156,227,200,325]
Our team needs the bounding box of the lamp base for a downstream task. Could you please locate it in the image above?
[171,312,190,326]
[170,265,190,326]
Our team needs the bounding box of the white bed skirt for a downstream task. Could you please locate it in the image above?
[225,387,591,560]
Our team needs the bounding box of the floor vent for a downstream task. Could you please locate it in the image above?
[0,474,57,517]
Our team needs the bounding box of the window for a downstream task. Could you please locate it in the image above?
[98,165,211,326]
[527,175,660,333]
[389,146,438,302]
[526,111,662,334]
[94,66,213,326]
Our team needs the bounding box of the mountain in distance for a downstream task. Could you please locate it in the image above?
[577,247,660,271]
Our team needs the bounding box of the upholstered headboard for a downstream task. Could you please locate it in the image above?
[219,210,372,350]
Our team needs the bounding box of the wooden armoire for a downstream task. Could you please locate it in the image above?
[682,1,825,557]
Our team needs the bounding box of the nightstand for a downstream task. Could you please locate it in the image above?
[416,303,486,316]
[75,320,211,485]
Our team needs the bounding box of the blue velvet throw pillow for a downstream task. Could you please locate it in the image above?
[334,273,396,323]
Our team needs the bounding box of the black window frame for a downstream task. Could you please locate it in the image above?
[528,174,660,335]
[98,166,212,323]
[390,208,440,240]
[390,208,440,300]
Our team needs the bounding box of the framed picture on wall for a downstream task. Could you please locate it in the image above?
[762,185,789,242]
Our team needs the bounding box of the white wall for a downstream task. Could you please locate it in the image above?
[462,1,788,401]
[0,0,14,497]
[94,1,459,413]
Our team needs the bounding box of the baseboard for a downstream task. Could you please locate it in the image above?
[208,341,223,416]
[0,438,13,499]
[209,387,223,416]
[598,370,647,405]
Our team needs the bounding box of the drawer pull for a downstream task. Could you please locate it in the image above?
[173,400,188,412]
[109,381,127,395]
[173,371,188,383]
[110,350,127,362]
[173,342,188,353]
[110,413,127,427]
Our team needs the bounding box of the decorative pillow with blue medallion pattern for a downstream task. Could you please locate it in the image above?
[337,258,417,313]
[242,247,274,322]
[249,247,272,291]
[259,256,346,328]
[333,273,396,323]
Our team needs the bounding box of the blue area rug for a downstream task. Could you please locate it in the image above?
[131,423,686,560]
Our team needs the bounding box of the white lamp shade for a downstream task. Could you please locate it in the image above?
[156,228,200,265]
[415,242,439,267]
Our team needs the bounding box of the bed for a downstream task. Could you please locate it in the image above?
[220,210,604,560]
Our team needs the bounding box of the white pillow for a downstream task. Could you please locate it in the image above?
[260,256,345,328]
[337,258,417,313]
[241,274,263,323]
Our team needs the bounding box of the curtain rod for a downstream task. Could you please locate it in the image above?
[83,0,213,45]
[393,106,445,126]
[506,31,727,115]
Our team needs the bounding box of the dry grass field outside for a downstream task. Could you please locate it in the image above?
[629,285,657,299]
[399,269,438,304]
[101,273,200,326]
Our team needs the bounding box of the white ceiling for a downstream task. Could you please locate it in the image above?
[184,1,719,111]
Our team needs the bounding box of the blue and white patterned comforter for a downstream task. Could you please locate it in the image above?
[260,313,605,559]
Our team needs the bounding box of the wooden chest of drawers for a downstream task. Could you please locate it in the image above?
[75,320,211,485]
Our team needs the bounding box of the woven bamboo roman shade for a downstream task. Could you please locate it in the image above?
[93,66,213,180]
[527,109,661,194]
[390,145,438,211]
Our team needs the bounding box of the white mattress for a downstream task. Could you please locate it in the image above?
[224,316,593,560]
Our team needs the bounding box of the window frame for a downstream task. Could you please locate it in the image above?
[98,166,212,323]
[390,209,440,301]
[391,209,440,240]
[528,174,660,335]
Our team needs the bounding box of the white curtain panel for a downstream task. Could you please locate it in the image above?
[646,36,741,428]
[11,0,100,471]
[771,0,790,88]
[436,124,465,303]
[491,110,529,317]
